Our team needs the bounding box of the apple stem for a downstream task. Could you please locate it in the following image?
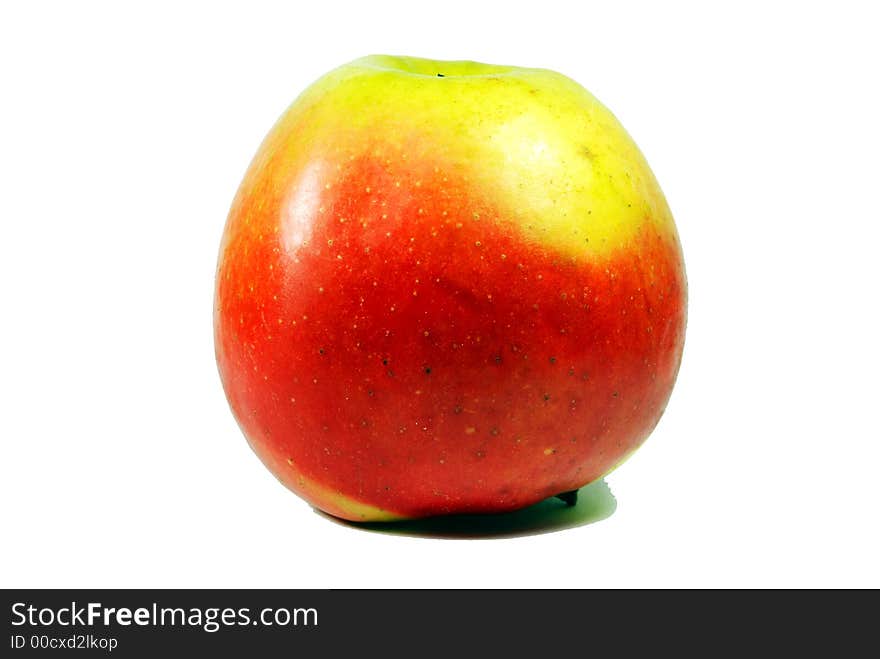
[556,490,578,507]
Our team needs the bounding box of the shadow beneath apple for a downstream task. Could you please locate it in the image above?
[318,479,616,540]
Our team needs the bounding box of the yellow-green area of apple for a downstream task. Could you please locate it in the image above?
[238,55,678,263]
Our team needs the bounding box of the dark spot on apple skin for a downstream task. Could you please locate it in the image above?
[436,73,445,77]
[549,356,557,364]
[453,405,463,414]
[543,393,551,402]
[367,389,374,397]
[493,354,503,364]
[318,347,325,355]
[612,391,620,398]
[490,427,500,436]
[382,358,389,366]
[568,367,575,376]
[386,369,395,377]
[424,366,432,375]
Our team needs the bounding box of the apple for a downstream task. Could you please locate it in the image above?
[214,55,686,521]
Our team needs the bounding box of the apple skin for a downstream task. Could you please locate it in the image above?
[215,56,686,521]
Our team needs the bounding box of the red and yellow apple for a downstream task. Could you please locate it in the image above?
[214,56,686,521]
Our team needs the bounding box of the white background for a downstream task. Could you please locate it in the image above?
[2,1,878,588]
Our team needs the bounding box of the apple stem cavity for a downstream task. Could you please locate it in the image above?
[555,490,578,507]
